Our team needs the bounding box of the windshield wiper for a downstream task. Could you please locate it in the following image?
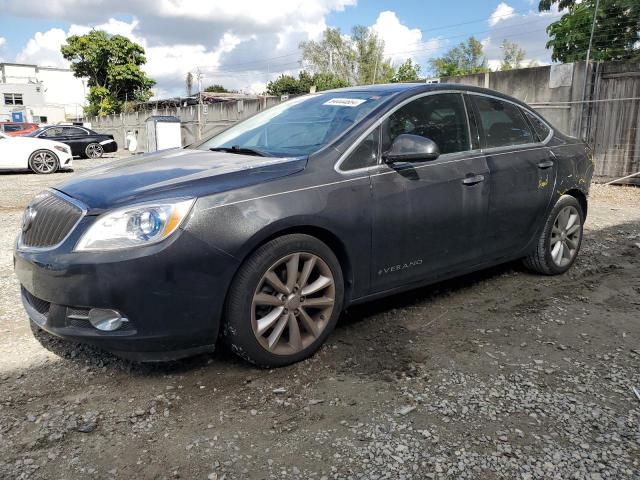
[209,145,272,157]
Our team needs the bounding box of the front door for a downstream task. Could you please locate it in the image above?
[470,94,557,259]
[370,92,490,292]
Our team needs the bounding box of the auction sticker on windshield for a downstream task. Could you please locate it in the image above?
[323,98,367,107]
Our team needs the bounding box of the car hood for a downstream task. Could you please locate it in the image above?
[55,148,307,212]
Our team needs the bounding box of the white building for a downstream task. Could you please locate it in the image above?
[0,63,87,124]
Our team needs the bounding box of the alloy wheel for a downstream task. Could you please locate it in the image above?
[31,151,57,174]
[251,252,335,355]
[86,143,104,158]
[550,205,581,267]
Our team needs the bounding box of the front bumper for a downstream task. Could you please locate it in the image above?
[14,225,239,360]
[99,139,118,153]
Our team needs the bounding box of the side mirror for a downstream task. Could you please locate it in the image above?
[383,134,440,163]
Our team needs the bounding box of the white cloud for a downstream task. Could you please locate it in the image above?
[16,28,68,67]
[489,2,515,27]
[0,37,6,48]
[7,0,358,95]
[483,2,562,69]
[371,11,440,66]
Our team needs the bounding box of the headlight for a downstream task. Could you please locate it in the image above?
[75,198,195,251]
[54,145,69,154]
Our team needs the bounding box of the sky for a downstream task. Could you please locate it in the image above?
[0,0,562,98]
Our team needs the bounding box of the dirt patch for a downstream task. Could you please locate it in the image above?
[0,168,638,479]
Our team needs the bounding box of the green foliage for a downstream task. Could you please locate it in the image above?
[500,40,526,71]
[61,30,155,116]
[299,26,407,85]
[300,28,356,84]
[266,70,349,96]
[429,37,489,77]
[539,0,640,62]
[391,59,422,83]
[204,84,230,93]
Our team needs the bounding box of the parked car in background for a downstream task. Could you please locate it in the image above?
[0,132,72,174]
[0,122,39,137]
[14,84,593,366]
[26,126,117,158]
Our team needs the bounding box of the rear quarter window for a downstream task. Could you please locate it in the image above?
[522,109,551,142]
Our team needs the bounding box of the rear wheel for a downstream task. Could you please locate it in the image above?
[524,195,584,275]
[223,234,344,367]
[28,150,59,174]
[85,143,104,159]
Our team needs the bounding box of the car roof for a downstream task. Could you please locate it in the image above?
[323,82,533,109]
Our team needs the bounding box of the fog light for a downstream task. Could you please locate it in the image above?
[88,308,128,331]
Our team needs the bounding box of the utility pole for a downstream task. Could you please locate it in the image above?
[196,69,203,141]
[578,0,600,139]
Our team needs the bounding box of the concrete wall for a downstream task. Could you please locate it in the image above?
[87,97,281,152]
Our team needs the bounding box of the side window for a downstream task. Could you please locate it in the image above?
[341,126,379,171]
[522,109,551,142]
[41,127,63,138]
[63,127,86,136]
[382,93,470,155]
[4,124,22,132]
[473,96,535,148]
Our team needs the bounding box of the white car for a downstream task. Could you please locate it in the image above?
[0,131,73,174]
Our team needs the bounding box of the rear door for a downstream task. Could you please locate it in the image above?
[369,92,490,291]
[470,94,556,259]
[62,127,90,156]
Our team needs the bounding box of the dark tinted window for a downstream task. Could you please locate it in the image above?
[63,127,87,136]
[341,127,379,171]
[383,93,470,155]
[3,124,22,132]
[522,109,551,141]
[40,127,64,138]
[473,96,534,148]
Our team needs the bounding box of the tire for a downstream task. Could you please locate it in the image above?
[85,143,104,159]
[28,150,59,174]
[223,234,344,367]
[523,195,584,275]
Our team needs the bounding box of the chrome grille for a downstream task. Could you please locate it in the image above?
[20,191,84,249]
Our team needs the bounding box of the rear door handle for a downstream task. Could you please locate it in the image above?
[462,174,485,186]
[537,160,554,169]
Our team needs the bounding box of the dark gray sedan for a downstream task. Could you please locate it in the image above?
[14,83,593,366]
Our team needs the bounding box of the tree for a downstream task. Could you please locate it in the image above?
[186,72,193,96]
[429,36,489,77]
[299,26,396,85]
[351,25,395,84]
[61,30,155,116]
[266,71,349,96]
[204,84,230,93]
[500,40,526,71]
[391,59,422,83]
[300,28,356,84]
[539,0,640,62]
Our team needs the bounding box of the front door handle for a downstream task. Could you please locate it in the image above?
[537,160,554,169]
[462,174,485,186]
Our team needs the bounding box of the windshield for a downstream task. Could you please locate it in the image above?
[197,91,394,157]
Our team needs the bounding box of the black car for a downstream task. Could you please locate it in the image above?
[14,84,593,366]
[27,126,117,158]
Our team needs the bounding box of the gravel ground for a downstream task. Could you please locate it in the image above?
[0,155,638,479]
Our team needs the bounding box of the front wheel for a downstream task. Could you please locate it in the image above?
[523,195,584,275]
[223,234,344,367]
[28,150,59,174]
